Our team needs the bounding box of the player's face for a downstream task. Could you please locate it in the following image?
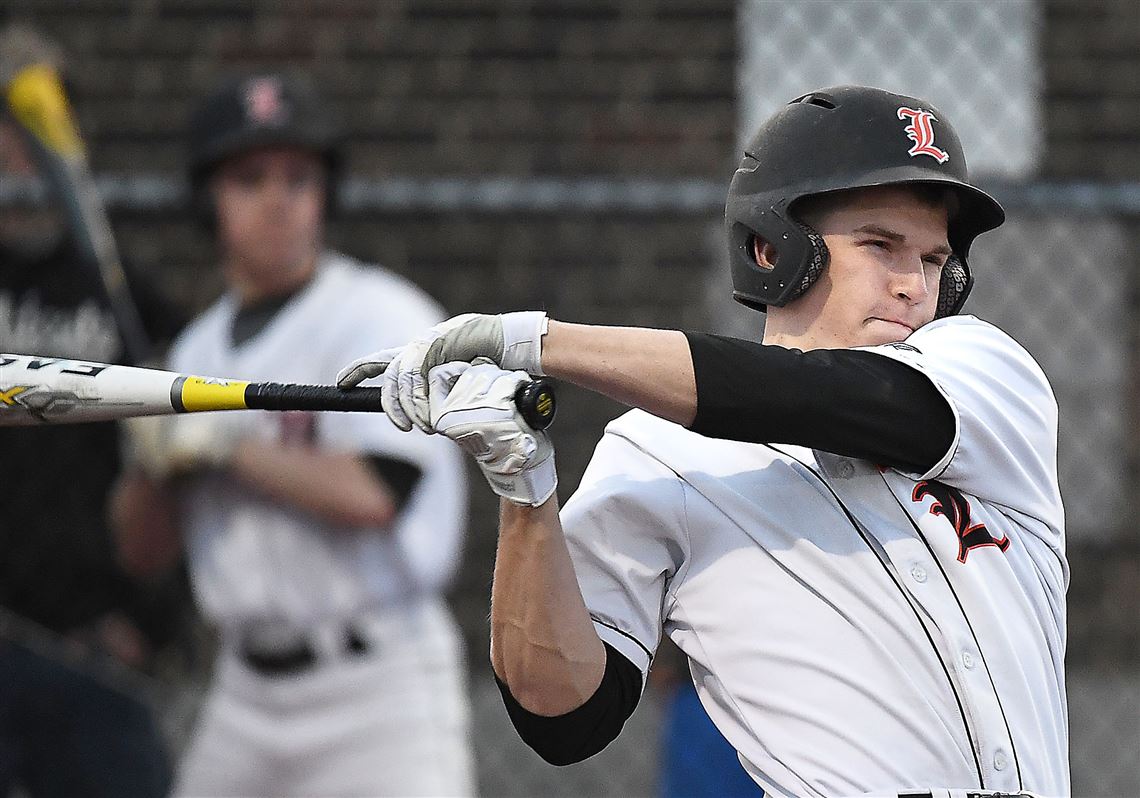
[764,185,951,350]
[211,146,325,300]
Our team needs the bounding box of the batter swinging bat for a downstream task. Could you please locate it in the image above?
[0,353,557,430]
[4,59,153,363]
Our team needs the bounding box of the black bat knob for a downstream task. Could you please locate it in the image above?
[514,378,556,431]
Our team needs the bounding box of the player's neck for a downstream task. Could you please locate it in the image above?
[225,251,320,308]
[761,326,828,352]
[761,306,844,351]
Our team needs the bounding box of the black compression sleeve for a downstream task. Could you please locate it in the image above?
[684,331,955,474]
[365,456,423,511]
[495,642,643,766]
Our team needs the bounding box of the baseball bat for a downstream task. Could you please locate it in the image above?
[5,62,153,364]
[0,353,557,430]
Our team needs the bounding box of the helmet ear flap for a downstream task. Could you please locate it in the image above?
[935,255,973,318]
[785,221,829,303]
[736,222,830,311]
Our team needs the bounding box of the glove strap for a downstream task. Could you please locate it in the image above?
[481,450,557,507]
[500,311,549,375]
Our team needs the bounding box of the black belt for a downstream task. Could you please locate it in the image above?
[240,625,371,676]
[897,793,1037,798]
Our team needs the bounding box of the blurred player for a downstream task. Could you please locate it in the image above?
[111,73,475,797]
[340,86,1068,796]
[0,24,178,798]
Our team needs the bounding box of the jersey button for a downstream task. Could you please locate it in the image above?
[909,564,928,583]
[962,651,975,669]
[836,460,855,478]
[993,749,1008,771]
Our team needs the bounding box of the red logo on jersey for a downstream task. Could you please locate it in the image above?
[912,480,1009,563]
[245,77,286,124]
[897,107,949,163]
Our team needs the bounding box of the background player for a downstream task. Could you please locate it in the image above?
[111,72,476,797]
[339,86,1068,797]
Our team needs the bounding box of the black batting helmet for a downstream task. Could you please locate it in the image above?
[725,85,1005,317]
[187,73,341,218]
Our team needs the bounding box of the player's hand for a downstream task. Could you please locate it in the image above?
[123,412,243,480]
[427,360,557,507]
[335,311,548,434]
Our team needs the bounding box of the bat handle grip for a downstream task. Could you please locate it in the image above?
[515,378,556,431]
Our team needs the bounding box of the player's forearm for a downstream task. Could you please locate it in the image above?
[490,497,607,716]
[541,321,697,426]
[229,442,398,528]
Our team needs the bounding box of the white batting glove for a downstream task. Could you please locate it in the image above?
[122,412,243,480]
[428,360,557,507]
[335,311,549,434]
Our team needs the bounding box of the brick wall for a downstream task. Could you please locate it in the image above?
[11,0,735,176]
[1044,0,1140,178]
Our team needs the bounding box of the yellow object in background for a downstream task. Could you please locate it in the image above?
[6,63,84,158]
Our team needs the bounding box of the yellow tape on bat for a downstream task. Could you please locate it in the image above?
[175,377,253,412]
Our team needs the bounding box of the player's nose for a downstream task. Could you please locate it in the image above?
[892,258,933,304]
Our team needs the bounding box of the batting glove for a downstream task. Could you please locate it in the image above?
[428,360,556,507]
[335,311,549,434]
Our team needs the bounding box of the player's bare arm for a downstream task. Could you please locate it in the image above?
[229,443,400,528]
[539,321,697,426]
[491,498,606,715]
[428,362,640,763]
[336,311,697,430]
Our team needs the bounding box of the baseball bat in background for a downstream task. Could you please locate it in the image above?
[4,61,153,364]
[0,354,557,431]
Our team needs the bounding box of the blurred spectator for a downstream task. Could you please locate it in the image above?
[111,72,476,797]
[0,23,182,798]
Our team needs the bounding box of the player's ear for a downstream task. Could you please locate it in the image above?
[750,235,780,270]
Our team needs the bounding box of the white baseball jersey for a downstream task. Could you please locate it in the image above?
[562,315,1067,798]
[168,253,475,797]
[168,253,467,630]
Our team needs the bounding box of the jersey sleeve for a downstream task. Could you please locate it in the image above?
[861,315,1062,523]
[560,428,690,678]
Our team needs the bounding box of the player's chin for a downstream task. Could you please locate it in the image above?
[859,318,916,346]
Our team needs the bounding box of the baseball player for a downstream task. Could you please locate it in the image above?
[338,86,1068,797]
[111,74,475,797]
